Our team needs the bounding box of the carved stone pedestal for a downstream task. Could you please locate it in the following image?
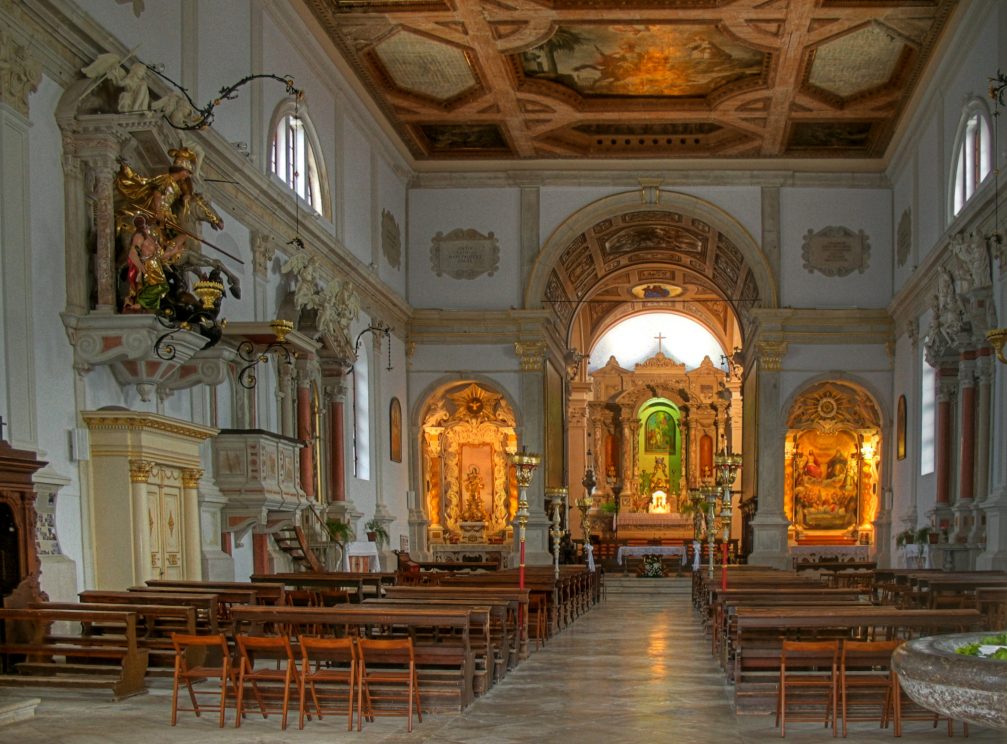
[459,521,487,543]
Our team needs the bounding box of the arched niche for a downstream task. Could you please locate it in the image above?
[783,380,882,543]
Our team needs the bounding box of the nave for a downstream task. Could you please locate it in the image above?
[4,579,1001,744]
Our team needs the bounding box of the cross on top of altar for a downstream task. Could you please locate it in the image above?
[654,332,666,355]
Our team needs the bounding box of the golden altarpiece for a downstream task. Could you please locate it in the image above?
[784,381,882,551]
[419,383,518,563]
[578,351,737,539]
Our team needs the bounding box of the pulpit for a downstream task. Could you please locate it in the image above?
[0,435,47,607]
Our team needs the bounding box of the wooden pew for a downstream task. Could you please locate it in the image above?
[229,604,476,711]
[79,590,221,634]
[730,606,984,714]
[251,572,396,603]
[364,598,500,694]
[0,607,148,699]
[145,579,286,606]
[383,585,531,663]
[30,601,198,675]
[128,585,257,621]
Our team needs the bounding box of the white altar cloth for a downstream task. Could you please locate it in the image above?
[616,512,690,530]
[616,545,686,565]
[345,541,381,572]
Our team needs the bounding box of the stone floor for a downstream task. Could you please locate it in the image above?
[0,578,1000,743]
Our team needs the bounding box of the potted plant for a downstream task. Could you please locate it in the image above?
[916,525,936,545]
[895,528,916,548]
[364,518,390,548]
[326,518,352,547]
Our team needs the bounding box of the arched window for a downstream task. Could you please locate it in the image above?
[268,99,330,218]
[950,99,993,218]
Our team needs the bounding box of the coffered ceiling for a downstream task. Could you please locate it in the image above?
[301,0,959,163]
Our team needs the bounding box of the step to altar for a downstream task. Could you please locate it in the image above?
[0,696,40,726]
[604,575,692,596]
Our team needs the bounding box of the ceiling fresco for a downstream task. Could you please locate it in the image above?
[301,0,959,162]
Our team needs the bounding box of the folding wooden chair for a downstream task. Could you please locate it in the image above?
[234,634,298,730]
[170,632,235,727]
[839,639,900,737]
[298,635,357,731]
[776,639,838,737]
[357,637,422,732]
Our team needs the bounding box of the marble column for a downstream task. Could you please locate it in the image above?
[932,371,956,533]
[181,468,204,580]
[0,36,41,451]
[276,360,295,439]
[296,365,315,500]
[514,341,551,566]
[953,355,976,544]
[747,340,791,569]
[326,379,347,503]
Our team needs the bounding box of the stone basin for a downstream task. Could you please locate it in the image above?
[891,632,1007,731]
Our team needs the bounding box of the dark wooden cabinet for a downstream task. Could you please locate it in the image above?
[0,438,46,607]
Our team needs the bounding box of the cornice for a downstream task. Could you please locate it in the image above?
[409,309,552,345]
[81,410,219,441]
[748,308,894,346]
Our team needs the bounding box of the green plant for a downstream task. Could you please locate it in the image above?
[326,519,352,546]
[599,500,618,515]
[364,518,390,547]
[915,525,934,544]
[895,528,916,547]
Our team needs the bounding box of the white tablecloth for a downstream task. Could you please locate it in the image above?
[616,545,686,565]
[345,541,381,572]
[789,545,870,566]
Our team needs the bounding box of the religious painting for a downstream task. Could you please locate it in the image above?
[791,430,861,531]
[897,395,906,461]
[519,24,766,99]
[417,124,511,155]
[644,409,676,453]
[389,397,402,463]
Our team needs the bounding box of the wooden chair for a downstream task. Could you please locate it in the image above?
[356,637,422,732]
[839,639,900,737]
[170,633,235,727]
[298,635,356,731]
[776,639,838,737]
[234,634,298,730]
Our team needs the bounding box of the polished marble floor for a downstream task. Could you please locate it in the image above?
[1,579,1000,743]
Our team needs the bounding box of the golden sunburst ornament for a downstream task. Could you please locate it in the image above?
[449,383,501,423]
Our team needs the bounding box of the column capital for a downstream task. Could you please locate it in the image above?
[514,340,547,371]
[181,468,204,488]
[0,31,41,118]
[756,340,788,371]
[129,459,153,483]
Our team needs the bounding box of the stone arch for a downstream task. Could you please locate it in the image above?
[524,189,778,345]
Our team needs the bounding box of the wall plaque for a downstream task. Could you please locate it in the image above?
[430,228,500,279]
[801,225,870,277]
[381,208,401,269]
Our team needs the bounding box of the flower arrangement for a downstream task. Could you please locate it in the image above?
[639,553,665,578]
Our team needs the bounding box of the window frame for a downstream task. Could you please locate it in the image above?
[267,98,331,220]
[948,98,993,220]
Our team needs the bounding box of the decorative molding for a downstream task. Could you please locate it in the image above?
[0,30,42,117]
[514,340,547,371]
[83,411,219,442]
[181,468,204,488]
[801,225,870,277]
[430,228,500,280]
[381,208,401,269]
[128,459,153,483]
[251,232,277,278]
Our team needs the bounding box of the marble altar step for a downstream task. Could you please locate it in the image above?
[0,695,40,726]
[604,576,691,596]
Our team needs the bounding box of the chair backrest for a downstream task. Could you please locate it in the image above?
[357,637,415,666]
[841,639,900,669]
[171,631,229,656]
[299,635,355,664]
[236,633,295,665]
[781,639,839,669]
[286,589,319,607]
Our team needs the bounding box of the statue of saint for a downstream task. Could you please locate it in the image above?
[951,230,992,292]
[461,466,486,522]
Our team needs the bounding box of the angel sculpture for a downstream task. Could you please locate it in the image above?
[80,53,150,113]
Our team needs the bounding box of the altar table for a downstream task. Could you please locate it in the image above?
[345,541,381,572]
[616,545,686,565]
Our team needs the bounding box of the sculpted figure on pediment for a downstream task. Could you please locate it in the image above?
[950,230,992,292]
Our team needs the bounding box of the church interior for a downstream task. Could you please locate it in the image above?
[1,0,1006,739]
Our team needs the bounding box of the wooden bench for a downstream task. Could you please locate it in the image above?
[30,601,198,675]
[79,590,221,634]
[229,604,476,712]
[251,572,396,603]
[0,607,148,699]
[144,579,286,606]
[730,606,984,714]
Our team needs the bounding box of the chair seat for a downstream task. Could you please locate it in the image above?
[357,637,422,733]
[170,633,235,728]
[776,639,838,738]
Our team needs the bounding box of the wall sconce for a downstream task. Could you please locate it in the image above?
[235,319,294,389]
[987,328,1007,364]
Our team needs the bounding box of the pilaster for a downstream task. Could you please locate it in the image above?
[514,340,551,566]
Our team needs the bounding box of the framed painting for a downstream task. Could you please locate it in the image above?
[896,395,906,461]
[389,397,402,463]
[644,409,676,453]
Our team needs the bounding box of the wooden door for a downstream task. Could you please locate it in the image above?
[147,467,185,579]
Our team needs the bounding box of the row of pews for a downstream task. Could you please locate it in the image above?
[0,565,599,717]
[692,564,1007,726]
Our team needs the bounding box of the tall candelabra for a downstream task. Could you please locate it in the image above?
[702,485,721,580]
[510,447,540,591]
[546,487,568,580]
[579,448,597,542]
[714,451,743,590]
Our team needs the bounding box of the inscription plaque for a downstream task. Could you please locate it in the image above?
[802,225,870,277]
[430,228,500,280]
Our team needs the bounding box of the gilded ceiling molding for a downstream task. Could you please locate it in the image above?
[0,30,42,117]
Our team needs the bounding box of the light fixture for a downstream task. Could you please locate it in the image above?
[353,322,393,371]
[545,486,568,580]
[235,319,295,389]
[509,446,541,592]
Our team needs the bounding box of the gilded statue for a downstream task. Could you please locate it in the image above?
[460,465,486,522]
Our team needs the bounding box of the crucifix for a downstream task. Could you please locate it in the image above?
[654,332,666,355]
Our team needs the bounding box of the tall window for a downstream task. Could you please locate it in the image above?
[920,357,935,476]
[268,100,328,217]
[950,100,993,217]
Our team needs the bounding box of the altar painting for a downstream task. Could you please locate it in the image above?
[459,444,493,522]
[790,431,859,531]
[635,398,682,512]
